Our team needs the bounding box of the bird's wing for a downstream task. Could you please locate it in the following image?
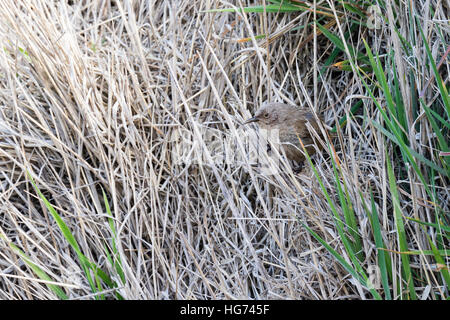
[303,112,323,132]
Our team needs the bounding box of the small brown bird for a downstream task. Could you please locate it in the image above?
[244,102,324,165]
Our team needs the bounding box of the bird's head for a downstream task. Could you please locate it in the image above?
[244,103,297,128]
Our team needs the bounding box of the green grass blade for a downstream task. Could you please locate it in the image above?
[297,218,382,299]
[330,150,363,262]
[27,172,99,294]
[416,17,450,119]
[405,216,450,234]
[27,172,123,297]
[299,141,381,298]
[422,103,450,130]
[388,249,449,256]
[362,40,445,194]
[8,242,68,299]
[423,232,450,297]
[371,119,448,177]
[386,151,417,299]
[330,100,363,133]
[103,189,126,284]
[421,99,450,170]
[319,23,359,79]
[361,190,392,299]
[203,4,304,13]
[316,22,369,65]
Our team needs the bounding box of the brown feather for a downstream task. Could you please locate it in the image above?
[245,102,325,163]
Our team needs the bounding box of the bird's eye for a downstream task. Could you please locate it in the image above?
[264,112,269,118]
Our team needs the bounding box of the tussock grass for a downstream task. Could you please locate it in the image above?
[0,0,448,299]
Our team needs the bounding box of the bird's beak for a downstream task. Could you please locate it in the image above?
[244,117,259,124]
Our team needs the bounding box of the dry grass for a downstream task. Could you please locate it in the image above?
[0,0,448,299]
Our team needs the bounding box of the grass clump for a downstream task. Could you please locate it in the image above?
[0,0,448,299]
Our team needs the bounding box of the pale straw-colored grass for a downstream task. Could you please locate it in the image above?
[0,0,448,299]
